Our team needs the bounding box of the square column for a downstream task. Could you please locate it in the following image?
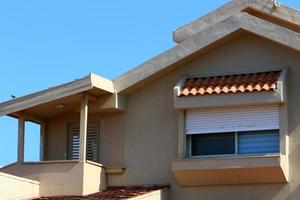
[40,121,46,161]
[79,93,88,162]
[17,117,25,163]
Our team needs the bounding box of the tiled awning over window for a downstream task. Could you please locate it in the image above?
[180,70,281,96]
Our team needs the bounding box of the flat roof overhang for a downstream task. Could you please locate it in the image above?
[0,74,116,121]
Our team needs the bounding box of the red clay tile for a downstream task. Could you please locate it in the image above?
[33,185,169,200]
[180,70,281,96]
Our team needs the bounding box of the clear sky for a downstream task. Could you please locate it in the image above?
[0,0,299,166]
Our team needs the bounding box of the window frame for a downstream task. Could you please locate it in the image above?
[187,130,280,158]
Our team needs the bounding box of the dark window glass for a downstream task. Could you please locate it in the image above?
[238,130,280,154]
[191,133,235,156]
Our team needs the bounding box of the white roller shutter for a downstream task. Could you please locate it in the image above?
[185,105,279,134]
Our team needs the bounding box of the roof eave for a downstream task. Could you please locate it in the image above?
[173,0,300,43]
[113,12,300,94]
[0,74,114,116]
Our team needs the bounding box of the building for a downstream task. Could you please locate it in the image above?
[1,0,300,199]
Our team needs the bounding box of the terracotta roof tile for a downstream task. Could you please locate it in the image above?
[180,70,281,96]
[33,185,169,200]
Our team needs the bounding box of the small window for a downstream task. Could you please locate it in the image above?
[188,130,279,157]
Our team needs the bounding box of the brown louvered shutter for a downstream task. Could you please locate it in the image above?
[86,123,99,162]
[69,123,99,162]
[70,126,80,160]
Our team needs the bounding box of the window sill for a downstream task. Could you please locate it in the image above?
[172,154,288,186]
[188,153,280,160]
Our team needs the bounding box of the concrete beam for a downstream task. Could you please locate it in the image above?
[90,73,114,93]
[10,111,45,124]
[97,93,127,111]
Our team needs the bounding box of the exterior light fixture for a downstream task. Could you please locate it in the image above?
[56,104,66,109]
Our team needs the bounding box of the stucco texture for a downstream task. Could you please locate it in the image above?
[0,172,39,200]
[41,31,300,200]
[46,112,124,166]
[107,32,300,200]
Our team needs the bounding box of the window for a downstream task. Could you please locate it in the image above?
[190,133,235,156]
[238,130,280,154]
[69,122,99,162]
[188,130,279,156]
[185,105,280,157]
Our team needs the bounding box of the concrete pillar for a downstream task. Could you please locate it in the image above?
[79,93,88,162]
[40,122,46,161]
[17,117,25,163]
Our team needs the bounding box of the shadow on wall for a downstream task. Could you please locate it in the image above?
[286,123,300,199]
[170,182,290,200]
[283,69,300,200]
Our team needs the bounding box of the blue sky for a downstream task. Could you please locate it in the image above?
[0,0,299,166]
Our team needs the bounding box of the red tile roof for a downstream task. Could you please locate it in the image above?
[180,70,281,96]
[33,185,169,200]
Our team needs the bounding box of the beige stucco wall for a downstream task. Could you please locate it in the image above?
[83,161,107,195]
[45,112,124,166]
[41,32,300,199]
[0,161,106,197]
[106,32,300,200]
[0,172,39,200]
[0,161,84,196]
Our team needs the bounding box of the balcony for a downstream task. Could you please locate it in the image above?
[0,74,126,197]
[172,154,288,186]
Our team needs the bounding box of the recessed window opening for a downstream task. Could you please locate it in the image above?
[68,122,100,163]
[187,130,280,157]
[185,105,280,157]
